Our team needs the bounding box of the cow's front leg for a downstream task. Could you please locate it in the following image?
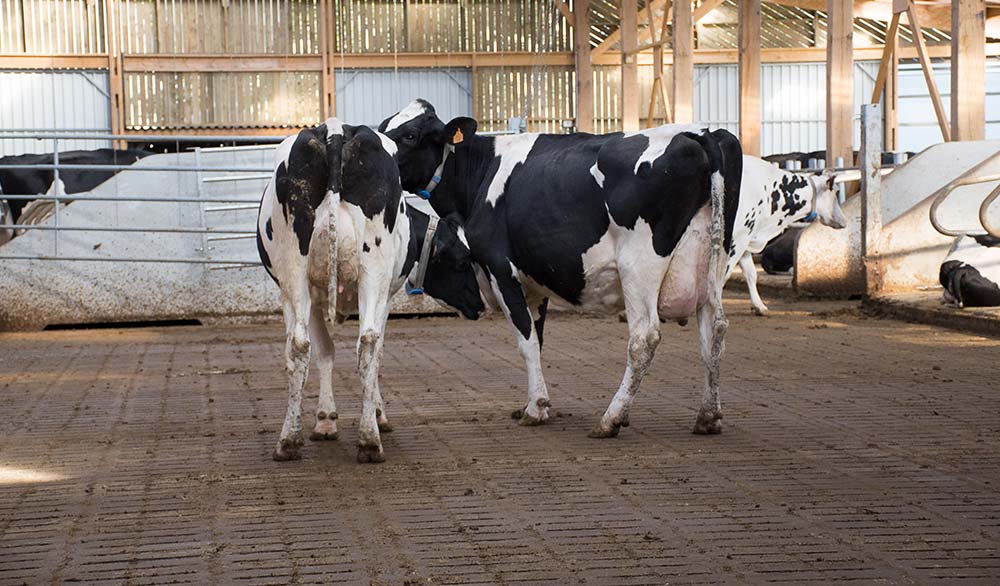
[739,252,769,316]
[590,294,661,438]
[308,305,338,441]
[274,294,311,461]
[693,293,728,434]
[490,270,550,425]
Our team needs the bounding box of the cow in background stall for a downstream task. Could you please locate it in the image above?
[729,155,848,315]
[380,99,742,437]
[257,119,483,463]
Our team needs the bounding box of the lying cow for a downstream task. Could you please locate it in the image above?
[729,155,847,315]
[380,99,741,437]
[0,148,151,226]
[256,119,483,462]
[940,235,1000,307]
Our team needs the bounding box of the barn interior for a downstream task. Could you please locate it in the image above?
[1,1,1000,584]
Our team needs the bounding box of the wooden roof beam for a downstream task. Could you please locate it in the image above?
[594,0,725,58]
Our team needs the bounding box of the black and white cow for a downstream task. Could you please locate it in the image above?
[256,118,483,463]
[940,235,1000,308]
[379,99,742,437]
[729,155,847,315]
[0,148,151,227]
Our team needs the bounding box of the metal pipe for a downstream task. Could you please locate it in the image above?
[978,182,1000,238]
[928,153,1000,237]
[0,133,285,142]
[0,194,260,203]
[53,138,61,256]
[205,204,260,212]
[201,174,272,183]
[206,234,257,241]
[0,163,271,173]
[0,255,262,265]
[0,224,254,235]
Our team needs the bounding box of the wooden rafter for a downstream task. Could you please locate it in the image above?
[907,1,950,141]
[595,0,724,58]
[553,0,573,22]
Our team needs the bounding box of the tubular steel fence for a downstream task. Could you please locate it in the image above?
[0,133,283,268]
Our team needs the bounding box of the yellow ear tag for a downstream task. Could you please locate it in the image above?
[452,128,464,145]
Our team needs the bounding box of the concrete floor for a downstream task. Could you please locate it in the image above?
[1,295,999,585]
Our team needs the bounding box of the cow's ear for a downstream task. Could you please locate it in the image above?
[377,115,394,133]
[443,117,478,146]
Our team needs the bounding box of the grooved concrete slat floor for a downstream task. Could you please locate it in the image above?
[1,296,999,585]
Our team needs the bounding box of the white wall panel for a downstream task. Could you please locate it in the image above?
[335,68,473,127]
[0,70,111,156]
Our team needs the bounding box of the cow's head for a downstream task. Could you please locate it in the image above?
[420,213,484,320]
[378,100,478,202]
[810,172,848,229]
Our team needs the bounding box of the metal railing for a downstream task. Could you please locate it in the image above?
[928,151,1000,238]
[0,133,283,266]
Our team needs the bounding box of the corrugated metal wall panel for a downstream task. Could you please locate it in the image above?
[0,70,112,156]
[897,58,1000,152]
[694,60,884,157]
[694,64,739,136]
[335,68,473,128]
[761,62,826,155]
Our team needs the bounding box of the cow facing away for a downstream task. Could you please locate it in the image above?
[729,155,847,315]
[940,235,1000,307]
[380,99,742,437]
[256,119,483,463]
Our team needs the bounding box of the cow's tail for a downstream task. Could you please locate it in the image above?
[324,118,346,326]
[701,134,728,318]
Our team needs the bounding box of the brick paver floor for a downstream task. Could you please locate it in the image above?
[1,295,998,585]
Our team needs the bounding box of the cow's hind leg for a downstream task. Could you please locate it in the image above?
[355,266,393,463]
[693,293,728,434]
[739,252,769,316]
[590,291,661,439]
[371,313,393,433]
[309,304,338,441]
[274,284,312,461]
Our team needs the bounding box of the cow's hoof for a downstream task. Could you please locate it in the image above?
[356,443,385,464]
[515,398,551,426]
[309,419,337,442]
[378,420,394,433]
[692,410,723,435]
[272,434,304,461]
[751,306,770,317]
[588,421,620,439]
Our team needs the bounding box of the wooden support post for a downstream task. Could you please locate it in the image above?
[320,0,335,118]
[620,0,640,131]
[646,0,672,127]
[951,0,986,141]
[826,0,853,168]
[574,0,594,132]
[860,103,883,296]
[739,0,761,156]
[885,31,898,151]
[673,0,693,123]
[907,3,951,141]
[104,0,124,146]
[870,12,899,104]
